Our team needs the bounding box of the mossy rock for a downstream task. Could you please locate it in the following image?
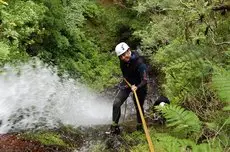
[20,126,84,150]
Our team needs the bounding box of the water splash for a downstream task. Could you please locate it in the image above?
[0,59,112,133]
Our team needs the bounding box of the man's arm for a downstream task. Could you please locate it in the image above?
[137,63,148,89]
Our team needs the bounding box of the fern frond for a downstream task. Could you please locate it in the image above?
[192,143,222,152]
[212,67,230,131]
[212,68,230,104]
[153,133,223,152]
[155,41,212,103]
[157,105,201,136]
[153,133,194,152]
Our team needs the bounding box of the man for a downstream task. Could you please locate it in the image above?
[152,96,170,124]
[153,96,170,107]
[109,42,148,134]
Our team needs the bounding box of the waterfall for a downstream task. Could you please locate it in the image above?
[0,59,112,133]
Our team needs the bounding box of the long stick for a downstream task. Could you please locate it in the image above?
[124,78,154,152]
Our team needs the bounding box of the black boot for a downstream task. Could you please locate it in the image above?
[136,123,144,132]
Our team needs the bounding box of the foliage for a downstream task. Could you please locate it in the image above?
[131,0,230,151]
[0,0,124,90]
[212,67,230,104]
[153,133,222,152]
[210,67,230,149]
[34,0,130,90]
[0,41,9,61]
[134,0,230,100]
[0,0,8,5]
[0,0,47,49]
[22,131,68,146]
[123,130,223,152]
[0,0,46,66]
[157,104,201,138]
[154,41,213,103]
[0,0,150,90]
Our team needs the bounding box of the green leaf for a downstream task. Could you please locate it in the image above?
[157,104,201,136]
[0,41,10,60]
[223,105,230,111]
[212,68,230,103]
[0,0,8,5]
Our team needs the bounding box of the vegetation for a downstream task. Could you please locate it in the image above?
[22,131,68,146]
[1,0,230,151]
[21,125,84,149]
[131,0,229,151]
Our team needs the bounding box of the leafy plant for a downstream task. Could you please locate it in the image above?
[210,67,230,149]
[212,67,230,105]
[0,41,10,61]
[123,131,223,152]
[156,104,201,138]
[0,0,47,49]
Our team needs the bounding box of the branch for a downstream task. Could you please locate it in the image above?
[212,5,230,11]
[0,0,8,5]
[179,0,190,8]
[214,41,230,45]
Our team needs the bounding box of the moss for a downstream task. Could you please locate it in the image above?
[22,131,68,147]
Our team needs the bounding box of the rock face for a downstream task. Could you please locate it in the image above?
[0,134,71,152]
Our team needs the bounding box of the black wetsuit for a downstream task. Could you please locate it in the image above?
[112,51,148,125]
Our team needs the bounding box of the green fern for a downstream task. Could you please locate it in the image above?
[211,67,230,148]
[153,40,212,103]
[157,104,201,136]
[154,133,222,152]
[126,131,223,152]
[212,67,230,125]
[192,143,222,152]
[212,68,230,105]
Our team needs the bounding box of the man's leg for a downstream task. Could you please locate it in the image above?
[112,88,130,125]
[109,88,130,135]
[133,86,147,130]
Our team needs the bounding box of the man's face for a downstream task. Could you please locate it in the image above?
[119,49,131,62]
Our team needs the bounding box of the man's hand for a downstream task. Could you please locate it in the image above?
[131,85,137,92]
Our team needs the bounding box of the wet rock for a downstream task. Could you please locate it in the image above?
[105,135,124,151]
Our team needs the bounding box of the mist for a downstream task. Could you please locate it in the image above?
[0,59,112,133]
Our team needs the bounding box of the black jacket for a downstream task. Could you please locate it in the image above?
[120,51,147,89]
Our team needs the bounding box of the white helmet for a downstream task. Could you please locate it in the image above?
[159,102,166,107]
[115,42,130,56]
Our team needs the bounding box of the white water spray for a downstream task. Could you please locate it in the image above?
[0,59,112,133]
